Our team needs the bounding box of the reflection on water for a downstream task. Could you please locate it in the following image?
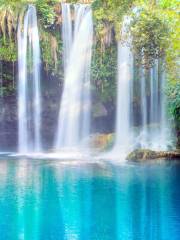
[0,158,180,240]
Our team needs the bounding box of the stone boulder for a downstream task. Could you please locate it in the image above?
[126,149,180,161]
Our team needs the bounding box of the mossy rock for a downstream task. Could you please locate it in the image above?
[126,149,180,161]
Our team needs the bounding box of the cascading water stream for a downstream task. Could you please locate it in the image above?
[150,60,159,125]
[139,68,148,146]
[61,3,72,69]
[55,4,93,151]
[113,17,172,158]
[160,71,169,146]
[18,5,41,154]
[113,17,133,156]
[114,42,133,151]
[148,62,170,150]
[137,61,171,150]
[148,60,160,147]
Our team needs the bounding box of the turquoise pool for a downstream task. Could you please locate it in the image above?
[0,157,180,240]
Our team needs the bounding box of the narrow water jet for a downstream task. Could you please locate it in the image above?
[55,4,93,151]
[18,5,41,153]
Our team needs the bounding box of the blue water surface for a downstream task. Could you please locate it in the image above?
[0,157,180,240]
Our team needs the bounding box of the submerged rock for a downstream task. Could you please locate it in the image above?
[126,149,180,161]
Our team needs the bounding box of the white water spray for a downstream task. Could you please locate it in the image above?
[113,17,133,155]
[55,4,93,151]
[18,5,41,153]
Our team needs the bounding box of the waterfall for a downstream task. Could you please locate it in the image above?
[149,62,170,149]
[150,60,159,124]
[138,61,170,150]
[114,17,171,157]
[61,3,72,69]
[114,17,133,154]
[55,3,93,150]
[148,60,160,147]
[139,68,148,146]
[18,5,41,153]
[160,71,168,144]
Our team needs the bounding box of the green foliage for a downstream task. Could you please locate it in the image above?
[0,0,26,9]
[0,0,179,127]
[92,0,135,41]
[158,0,180,123]
[0,0,60,69]
[130,8,169,68]
[40,28,63,73]
[92,0,135,24]
[159,0,179,9]
[0,0,58,37]
[0,39,17,61]
[0,0,26,40]
[91,43,117,102]
[162,7,179,84]
[167,81,180,122]
[36,0,58,28]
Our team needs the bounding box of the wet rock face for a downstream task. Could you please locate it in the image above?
[0,96,18,151]
[88,133,114,151]
[0,92,115,151]
[126,149,180,161]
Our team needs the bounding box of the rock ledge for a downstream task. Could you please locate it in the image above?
[126,149,180,161]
